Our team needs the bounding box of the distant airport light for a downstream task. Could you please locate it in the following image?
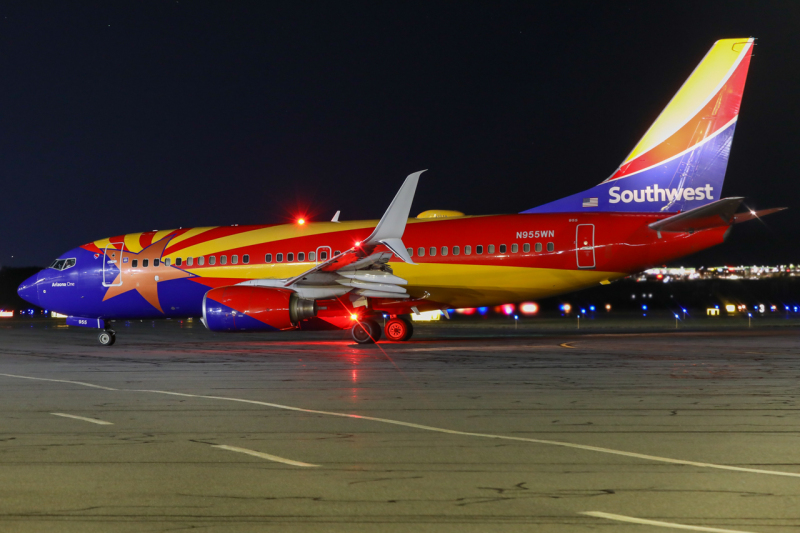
[580,308,586,314]
[51,312,68,318]
[455,308,476,315]
[771,305,777,312]
[589,305,595,312]
[411,311,441,322]
[725,304,736,313]
[0,310,13,318]
[605,304,611,311]
[477,307,489,315]
[519,302,538,315]
[641,305,647,311]
[501,304,515,316]
[562,304,571,313]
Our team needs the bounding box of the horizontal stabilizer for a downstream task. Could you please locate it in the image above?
[649,198,744,233]
[649,198,786,233]
[731,207,787,224]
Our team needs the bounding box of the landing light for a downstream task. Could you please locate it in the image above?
[297,218,306,225]
[350,314,358,321]
[519,302,538,315]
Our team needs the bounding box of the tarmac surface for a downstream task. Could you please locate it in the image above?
[2,317,800,532]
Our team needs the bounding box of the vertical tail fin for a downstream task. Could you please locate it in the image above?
[525,38,755,214]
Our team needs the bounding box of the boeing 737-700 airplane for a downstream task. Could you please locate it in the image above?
[18,38,783,345]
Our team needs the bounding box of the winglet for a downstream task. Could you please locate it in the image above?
[365,170,425,264]
[331,210,340,222]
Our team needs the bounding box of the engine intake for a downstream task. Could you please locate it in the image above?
[202,286,317,332]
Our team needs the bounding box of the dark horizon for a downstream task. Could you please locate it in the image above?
[2,2,798,269]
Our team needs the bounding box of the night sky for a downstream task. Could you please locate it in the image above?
[2,2,798,269]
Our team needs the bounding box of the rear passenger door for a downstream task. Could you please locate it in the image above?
[575,224,595,269]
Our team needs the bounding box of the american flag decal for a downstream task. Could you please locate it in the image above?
[582,197,598,208]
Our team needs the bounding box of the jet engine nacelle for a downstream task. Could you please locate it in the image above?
[202,286,317,332]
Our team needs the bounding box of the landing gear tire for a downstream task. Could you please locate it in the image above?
[384,317,413,341]
[351,319,382,344]
[98,329,116,346]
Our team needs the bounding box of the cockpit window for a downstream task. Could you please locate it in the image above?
[49,258,76,271]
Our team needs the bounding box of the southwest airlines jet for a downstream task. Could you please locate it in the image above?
[18,38,783,345]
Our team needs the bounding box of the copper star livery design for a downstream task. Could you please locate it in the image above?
[101,237,193,313]
[17,38,786,346]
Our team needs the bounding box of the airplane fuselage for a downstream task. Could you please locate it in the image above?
[25,211,728,321]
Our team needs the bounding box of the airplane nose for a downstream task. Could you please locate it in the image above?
[17,274,41,306]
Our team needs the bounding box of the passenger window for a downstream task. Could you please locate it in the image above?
[298,252,305,261]
[453,246,460,255]
[547,242,555,252]
[488,245,495,254]
[143,259,149,267]
[154,258,160,267]
[198,256,204,266]
[429,247,437,257]
[220,256,227,265]
[320,251,328,260]
[232,255,238,264]
[465,245,471,255]
[132,259,138,268]
[164,258,170,266]
[287,252,294,262]
[265,253,272,263]
[441,246,448,256]
[511,244,518,253]
[277,253,283,262]
[535,243,542,252]
[407,248,413,257]
[334,250,341,256]
[499,244,506,254]
[417,247,425,257]
[476,245,483,255]
[308,252,315,261]
[187,257,193,266]
[523,243,530,253]
[243,254,249,264]
[208,256,216,265]
[176,258,182,266]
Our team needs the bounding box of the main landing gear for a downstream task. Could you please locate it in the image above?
[350,316,414,344]
[97,329,116,346]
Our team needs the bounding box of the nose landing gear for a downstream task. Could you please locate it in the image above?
[97,329,116,346]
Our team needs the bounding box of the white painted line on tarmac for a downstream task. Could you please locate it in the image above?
[212,444,319,467]
[136,389,800,479]
[51,413,114,425]
[582,511,758,532]
[0,373,118,391]
[3,372,800,479]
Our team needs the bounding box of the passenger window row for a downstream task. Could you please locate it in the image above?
[405,242,555,258]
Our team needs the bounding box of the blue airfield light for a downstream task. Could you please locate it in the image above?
[674,314,679,319]
[589,305,595,311]
[477,306,488,315]
[642,304,648,311]
[682,308,687,313]
[581,308,586,314]
[715,305,719,309]
[514,315,518,320]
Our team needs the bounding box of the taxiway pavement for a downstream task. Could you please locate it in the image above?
[1,319,799,532]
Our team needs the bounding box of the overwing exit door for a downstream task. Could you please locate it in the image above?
[576,224,595,269]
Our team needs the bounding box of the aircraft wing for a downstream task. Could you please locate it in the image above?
[239,171,425,303]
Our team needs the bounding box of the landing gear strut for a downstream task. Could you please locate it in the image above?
[97,329,116,346]
[351,319,382,344]
[384,317,413,341]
